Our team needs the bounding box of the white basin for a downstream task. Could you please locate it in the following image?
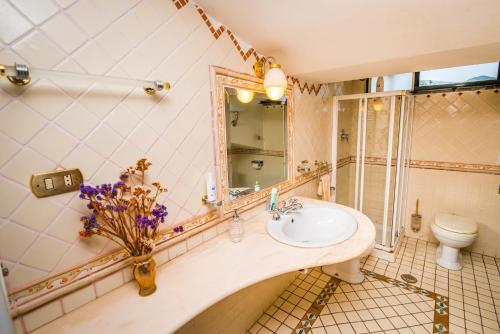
[267,203,358,248]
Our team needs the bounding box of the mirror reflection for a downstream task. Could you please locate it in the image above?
[224,87,288,200]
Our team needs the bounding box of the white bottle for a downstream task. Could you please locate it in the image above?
[206,172,216,202]
[229,209,244,243]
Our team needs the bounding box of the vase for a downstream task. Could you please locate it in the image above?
[132,253,157,296]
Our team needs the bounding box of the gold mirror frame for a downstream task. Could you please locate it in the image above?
[210,66,294,214]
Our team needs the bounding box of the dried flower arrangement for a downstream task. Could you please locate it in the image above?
[78,158,168,295]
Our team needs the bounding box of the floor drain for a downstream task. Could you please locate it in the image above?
[401,274,417,284]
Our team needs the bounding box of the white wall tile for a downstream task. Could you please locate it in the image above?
[20,235,70,271]
[2,148,54,185]
[0,101,47,144]
[0,178,29,217]
[72,41,115,75]
[85,124,122,158]
[10,0,59,24]
[168,241,187,260]
[11,195,63,231]
[23,300,63,332]
[0,0,32,44]
[95,271,123,297]
[0,133,20,166]
[28,124,78,162]
[62,144,105,178]
[41,13,87,53]
[55,102,99,139]
[61,285,96,313]
[46,207,82,243]
[20,79,73,120]
[0,223,37,261]
[12,31,65,68]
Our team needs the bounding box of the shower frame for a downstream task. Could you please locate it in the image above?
[331,90,414,253]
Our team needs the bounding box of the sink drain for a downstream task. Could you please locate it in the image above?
[401,274,417,284]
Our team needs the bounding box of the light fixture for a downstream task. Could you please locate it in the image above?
[253,57,287,100]
[236,88,254,103]
[372,98,384,111]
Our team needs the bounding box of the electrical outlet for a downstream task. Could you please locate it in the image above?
[30,169,83,198]
[63,174,72,186]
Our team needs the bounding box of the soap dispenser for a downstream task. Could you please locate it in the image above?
[229,209,244,243]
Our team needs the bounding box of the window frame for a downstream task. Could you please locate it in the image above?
[413,62,500,92]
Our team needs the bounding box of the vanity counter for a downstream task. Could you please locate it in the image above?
[34,196,376,334]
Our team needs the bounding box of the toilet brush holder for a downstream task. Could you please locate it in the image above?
[411,199,422,232]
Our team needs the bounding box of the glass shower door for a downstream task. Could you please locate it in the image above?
[333,92,412,250]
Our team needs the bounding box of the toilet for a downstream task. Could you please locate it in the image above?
[431,214,478,270]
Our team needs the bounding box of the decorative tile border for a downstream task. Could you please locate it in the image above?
[337,155,500,175]
[292,276,341,334]
[249,267,449,334]
[228,148,285,157]
[410,159,500,175]
[362,270,449,334]
[292,269,449,334]
[8,167,330,317]
[173,0,324,95]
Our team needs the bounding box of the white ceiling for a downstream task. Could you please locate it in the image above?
[196,0,500,83]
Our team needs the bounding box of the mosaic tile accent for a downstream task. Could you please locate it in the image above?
[249,237,500,334]
[172,0,190,10]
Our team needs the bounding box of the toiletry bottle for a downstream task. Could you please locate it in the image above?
[206,172,216,202]
[229,209,244,243]
[269,188,278,211]
[254,181,260,192]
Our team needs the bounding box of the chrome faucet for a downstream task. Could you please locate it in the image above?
[271,198,303,221]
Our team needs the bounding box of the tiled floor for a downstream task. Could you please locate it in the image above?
[248,237,500,334]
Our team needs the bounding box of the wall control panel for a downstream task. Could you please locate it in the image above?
[30,169,83,198]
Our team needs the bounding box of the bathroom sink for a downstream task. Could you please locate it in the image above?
[266,204,358,248]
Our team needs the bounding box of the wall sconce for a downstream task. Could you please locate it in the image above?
[236,88,254,103]
[253,57,287,101]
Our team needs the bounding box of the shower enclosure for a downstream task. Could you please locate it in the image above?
[332,91,414,252]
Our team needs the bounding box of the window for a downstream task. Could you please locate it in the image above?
[369,73,413,93]
[414,62,500,91]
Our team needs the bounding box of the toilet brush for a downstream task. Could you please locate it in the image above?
[411,199,422,232]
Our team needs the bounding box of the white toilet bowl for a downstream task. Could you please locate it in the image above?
[431,214,478,270]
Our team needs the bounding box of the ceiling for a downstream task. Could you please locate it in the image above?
[196,0,500,83]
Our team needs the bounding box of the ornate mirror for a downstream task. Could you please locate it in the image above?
[210,66,294,214]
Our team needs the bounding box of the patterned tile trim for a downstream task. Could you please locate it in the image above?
[228,148,285,157]
[172,0,189,10]
[173,1,323,95]
[7,168,328,315]
[361,269,449,334]
[8,209,218,310]
[337,155,500,175]
[292,276,341,334]
[289,270,449,334]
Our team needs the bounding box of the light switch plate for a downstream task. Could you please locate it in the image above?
[30,168,83,198]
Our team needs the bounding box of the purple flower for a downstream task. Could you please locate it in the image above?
[173,225,184,233]
[135,214,156,229]
[151,204,168,223]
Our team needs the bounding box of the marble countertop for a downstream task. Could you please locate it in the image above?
[34,196,376,334]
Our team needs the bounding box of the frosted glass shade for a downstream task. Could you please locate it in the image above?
[265,87,286,101]
[263,66,287,100]
[236,89,254,103]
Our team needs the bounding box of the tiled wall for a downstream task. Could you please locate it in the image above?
[404,90,500,257]
[0,0,329,296]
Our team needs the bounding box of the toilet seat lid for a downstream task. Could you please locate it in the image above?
[435,214,477,234]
